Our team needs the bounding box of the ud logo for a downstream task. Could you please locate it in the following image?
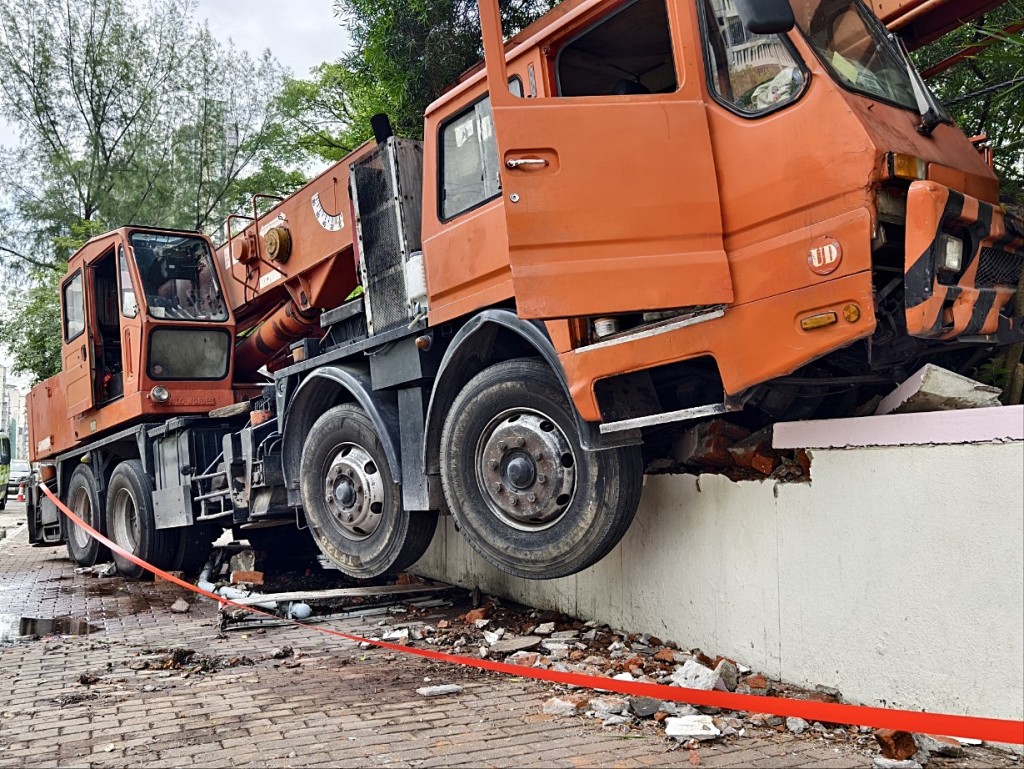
[808,237,843,276]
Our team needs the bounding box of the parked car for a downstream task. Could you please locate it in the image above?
[8,460,31,492]
[0,433,9,510]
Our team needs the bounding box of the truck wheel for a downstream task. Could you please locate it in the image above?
[440,358,643,579]
[168,525,216,577]
[105,460,177,579]
[0,486,6,510]
[300,404,437,579]
[63,465,109,567]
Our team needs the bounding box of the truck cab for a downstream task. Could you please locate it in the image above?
[29,227,241,458]
[437,0,1020,424]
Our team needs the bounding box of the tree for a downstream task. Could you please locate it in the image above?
[0,0,303,382]
[280,0,555,163]
[916,3,1024,209]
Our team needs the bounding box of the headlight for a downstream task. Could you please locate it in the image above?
[938,234,964,273]
[149,386,171,403]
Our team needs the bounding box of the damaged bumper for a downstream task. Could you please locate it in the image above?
[904,181,1023,344]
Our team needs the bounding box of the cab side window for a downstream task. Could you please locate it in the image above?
[118,246,138,318]
[439,80,524,221]
[441,98,501,220]
[63,271,85,342]
[557,0,677,97]
[700,0,806,114]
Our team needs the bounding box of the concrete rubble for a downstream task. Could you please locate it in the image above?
[648,419,811,482]
[171,550,1007,764]
[345,592,1006,764]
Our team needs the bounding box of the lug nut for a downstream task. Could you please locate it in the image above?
[509,497,519,507]
[527,493,537,503]
[515,436,525,447]
[497,441,507,451]
[533,450,543,460]
[488,459,499,470]
[493,483,503,493]
[537,474,547,484]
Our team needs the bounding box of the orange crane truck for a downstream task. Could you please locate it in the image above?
[25,0,1023,581]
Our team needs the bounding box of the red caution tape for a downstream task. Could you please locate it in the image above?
[41,483,1024,744]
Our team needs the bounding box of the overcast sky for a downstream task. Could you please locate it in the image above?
[0,0,347,379]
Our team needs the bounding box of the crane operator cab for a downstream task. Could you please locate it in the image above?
[55,228,237,441]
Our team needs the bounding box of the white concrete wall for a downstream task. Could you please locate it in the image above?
[414,438,1024,722]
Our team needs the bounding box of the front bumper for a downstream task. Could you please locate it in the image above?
[904,181,1023,344]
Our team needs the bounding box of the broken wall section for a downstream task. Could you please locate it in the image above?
[414,406,1024,723]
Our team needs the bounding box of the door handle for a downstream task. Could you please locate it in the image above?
[506,158,549,169]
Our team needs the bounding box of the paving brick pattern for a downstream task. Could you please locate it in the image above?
[0,506,1019,768]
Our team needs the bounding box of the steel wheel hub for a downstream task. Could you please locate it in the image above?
[112,488,140,552]
[476,409,577,529]
[324,443,385,540]
[69,487,92,549]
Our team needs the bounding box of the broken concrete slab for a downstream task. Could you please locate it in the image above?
[670,660,720,691]
[169,599,190,614]
[629,697,662,718]
[543,695,588,716]
[786,717,809,734]
[876,364,1001,416]
[665,715,721,742]
[489,635,542,655]
[914,734,964,757]
[415,684,463,697]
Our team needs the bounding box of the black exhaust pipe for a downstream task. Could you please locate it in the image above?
[371,113,393,145]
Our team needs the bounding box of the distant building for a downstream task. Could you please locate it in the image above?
[5,386,28,460]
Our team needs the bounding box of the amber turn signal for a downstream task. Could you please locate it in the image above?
[800,312,838,331]
[887,153,927,181]
[843,304,861,323]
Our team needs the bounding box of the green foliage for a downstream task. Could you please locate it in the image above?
[280,0,555,162]
[0,270,63,381]
[915,3,1024,209]
[0,0,304,382]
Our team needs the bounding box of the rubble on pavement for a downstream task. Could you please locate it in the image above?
[163,547,1010,765]
[345,592,1013,764]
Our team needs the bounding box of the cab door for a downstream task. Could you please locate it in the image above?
[61,269,95,417]
[479,0,732,320]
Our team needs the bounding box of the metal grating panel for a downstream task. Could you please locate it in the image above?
[976,247,1024,288]
[351,138,424,335]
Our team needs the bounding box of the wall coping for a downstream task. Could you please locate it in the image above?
[773,405,1023,450]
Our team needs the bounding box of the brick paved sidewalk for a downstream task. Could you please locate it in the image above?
[0,520,1019,769]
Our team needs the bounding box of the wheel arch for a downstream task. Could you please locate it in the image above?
[281,365,402,496]
[423,309,639,476]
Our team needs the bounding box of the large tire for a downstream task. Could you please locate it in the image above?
[168,524,217,577]
[64,464,109,566]
[0,485,6,510]
[300,404,437,579]
[440,358,643,580]
[105,460,178,579]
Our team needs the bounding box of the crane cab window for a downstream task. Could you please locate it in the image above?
[130,232,227,321]
[699,0,806,114]
[62,271,85,342]
[439,79,523,221]
[556,0,677,97]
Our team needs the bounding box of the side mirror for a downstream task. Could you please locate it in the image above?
[734,0,795,35]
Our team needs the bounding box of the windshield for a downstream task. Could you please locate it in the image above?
[130,232,228,322]
[792,0,917,110]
